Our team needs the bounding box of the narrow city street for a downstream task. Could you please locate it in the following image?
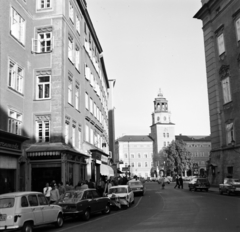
[29,182,240,232]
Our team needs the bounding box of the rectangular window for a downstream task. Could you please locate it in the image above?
[125,154,128,158]
[226,122,234,145]
[37,75,51,99]
[217,33,225,55]
[75,85,79,110]
[8,60,24,94]
[32,32,53,53]
[85,64,90,80]
[69,1,74,23]
[76,15,81,35]
[36,120,50,142]
[8,110,22,135]
[90,128,94,144]
[221,77,232,104]
[68,37,74,63]
[138,153,141,158]
[85,124,89,142]
[236,18,240,41]
[145,154,148,158]
[90,98,93,114]
[85,92,89,110]
[138,162,141,168]
[75,47,80,71]
[37,0,51,9]
[78,128,81,149]
[65,121,69,144]
[10,7,25,45]
[72,125,76,147]
[93,103,96,118]
[131,162,134,167]
[68,80,73,104]
[163,133,165,137]
[145,162,148,167]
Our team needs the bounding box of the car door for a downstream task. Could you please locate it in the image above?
[85,190,98,213]
[128,187,134,203]
[38,194,55,223]
[28,194,43,225]
[92,190,105,211]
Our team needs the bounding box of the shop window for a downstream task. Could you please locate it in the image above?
[8,109,22,135]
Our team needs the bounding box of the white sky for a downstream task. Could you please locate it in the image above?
[87,0,210,138]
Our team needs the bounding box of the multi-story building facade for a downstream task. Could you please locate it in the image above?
[150,89,175,176]
[115,135,153,178]
[0,0,114,194]
[175,135,211,176]
[194,0,240,184]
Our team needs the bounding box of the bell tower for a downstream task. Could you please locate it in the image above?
[150,89,175,176]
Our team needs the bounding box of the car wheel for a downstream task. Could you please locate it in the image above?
[83,209,90,221]
[21,222,33,232]
[55,213,63,228]
[102,204,111,214]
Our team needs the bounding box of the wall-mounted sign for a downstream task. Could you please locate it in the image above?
[101,155,108,164]
[0,139,21,151]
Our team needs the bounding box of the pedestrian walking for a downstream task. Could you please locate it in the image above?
[174,175,180,189]
[179,175,183,189]
[43,183,52,203]
[58,182,66,199]
[50,183,60,204]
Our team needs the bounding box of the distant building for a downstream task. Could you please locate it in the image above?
[150,89,175,176]
[175,135,211,176]
[194,0,240,184]
[115,135,153,178]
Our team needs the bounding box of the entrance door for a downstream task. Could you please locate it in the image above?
[0,169,15,194]
[32,167,61,192]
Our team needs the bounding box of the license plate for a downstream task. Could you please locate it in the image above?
[0,215,6,221]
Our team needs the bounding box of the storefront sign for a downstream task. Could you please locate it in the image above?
[0,140,20,151]
[101,155,108,164]
[91,152,101,161]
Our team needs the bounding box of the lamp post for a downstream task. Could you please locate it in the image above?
[128,140,131,178]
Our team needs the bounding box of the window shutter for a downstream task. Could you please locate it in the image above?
[32,38,40,53]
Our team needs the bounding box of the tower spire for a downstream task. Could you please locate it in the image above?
[157,88,163,98]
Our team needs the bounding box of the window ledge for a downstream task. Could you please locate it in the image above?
[68,102,74,107]
[223,101,233,110]
[8,87,24,96]
[32,50,53,55]
[34,98,51,101]
[68,58,74,65]
[75,67,81,74]
[219,52,226,60]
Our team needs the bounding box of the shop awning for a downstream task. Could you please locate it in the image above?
[100,164,114,177]
[26,143,90,158]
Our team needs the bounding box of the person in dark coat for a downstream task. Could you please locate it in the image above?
[179,175,183,189]
[174,175,180,189]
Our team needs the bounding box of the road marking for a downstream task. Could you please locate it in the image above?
[57,197,143,232]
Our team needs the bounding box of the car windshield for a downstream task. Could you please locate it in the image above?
[109,188,127,194]
[0,198,15,208]
[62,191,84,203]
[129,181,142,186]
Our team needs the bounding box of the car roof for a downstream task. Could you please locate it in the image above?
[109,185,128,189]
[0,191,43,198]
[66,189,95,192]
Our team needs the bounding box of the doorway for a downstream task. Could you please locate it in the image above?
[32,167,61,192]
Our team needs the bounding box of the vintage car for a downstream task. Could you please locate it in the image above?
[219,178,240,195]
[128,180,145,196]
[0,191,63,232]
[107,185,134,209]
[188,178,210,192]
[57,189,111,221]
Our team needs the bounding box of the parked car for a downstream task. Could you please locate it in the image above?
[0,191,63,232]
[128,180,145,196]
[107,185,134,209]
[188,178,210,192]
[219,178,240,195]
[57,189,111,221]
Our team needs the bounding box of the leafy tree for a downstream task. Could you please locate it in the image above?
[164,140,192,175]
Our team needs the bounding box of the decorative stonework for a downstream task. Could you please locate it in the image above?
[219,65,230,79]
